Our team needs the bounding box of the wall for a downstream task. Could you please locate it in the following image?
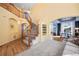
[30,3,79,40]
[0,6,28,46]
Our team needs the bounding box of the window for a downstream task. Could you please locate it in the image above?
[75,21,79,28]
[57,23,61,36]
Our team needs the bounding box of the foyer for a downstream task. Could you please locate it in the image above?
[0,3,79,56]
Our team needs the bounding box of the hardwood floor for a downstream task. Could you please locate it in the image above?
[0,39,28,56]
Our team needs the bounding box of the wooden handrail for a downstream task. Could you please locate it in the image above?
[0,3,22,17]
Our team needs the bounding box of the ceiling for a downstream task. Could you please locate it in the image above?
[13,3,36,10]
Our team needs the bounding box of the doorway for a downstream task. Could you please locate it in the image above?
[64,28,71,38]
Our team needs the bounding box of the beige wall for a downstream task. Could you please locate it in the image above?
[30,3,79,39]
[0,7,28,46]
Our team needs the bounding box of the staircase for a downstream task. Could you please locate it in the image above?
[0,39,27,56]
[22,23,38,46]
